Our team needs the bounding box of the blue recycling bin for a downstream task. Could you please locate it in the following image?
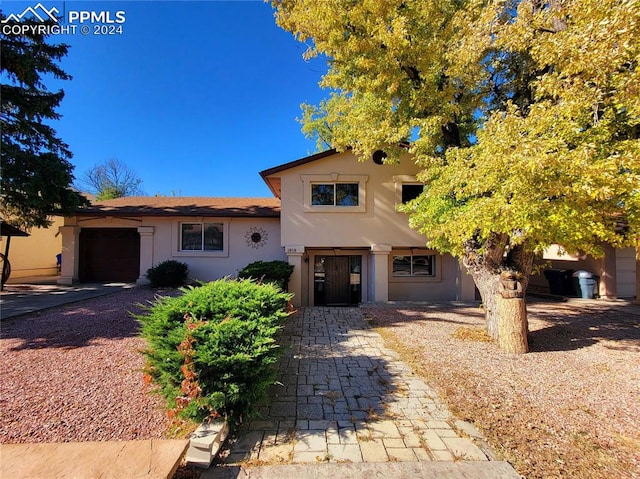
[572,270,598,299]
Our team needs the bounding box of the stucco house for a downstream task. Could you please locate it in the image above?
[529,244,638,300]
[58,197,284,287]
[259,149,476,306]
[58,148,636,304]
[58,149,475,306]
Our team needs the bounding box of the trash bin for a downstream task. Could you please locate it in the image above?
[543,269,574,296]
[572,270,598,299]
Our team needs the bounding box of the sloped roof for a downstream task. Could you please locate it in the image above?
[76,196,280,218]
[260,149,338,178]
[260,149,339,198]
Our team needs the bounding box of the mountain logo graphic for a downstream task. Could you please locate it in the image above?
[2,3,59,23]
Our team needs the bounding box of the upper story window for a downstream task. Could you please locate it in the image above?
[311,183,359,206]
[301,174,368,213]
[180,222,223,251]
[393,175,423,209]
[401,184,423,204]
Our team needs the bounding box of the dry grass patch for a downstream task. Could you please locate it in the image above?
[451,326,493,342]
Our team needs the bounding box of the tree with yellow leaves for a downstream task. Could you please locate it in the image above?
[273,0,640,352]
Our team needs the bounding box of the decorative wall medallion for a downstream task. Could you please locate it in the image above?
[245,226,268,249]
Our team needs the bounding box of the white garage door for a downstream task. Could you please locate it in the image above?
[616,247,637,299]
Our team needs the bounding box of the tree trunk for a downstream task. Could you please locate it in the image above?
[497,295,528,353]
[470,267,501,340]
[462,236,535,352]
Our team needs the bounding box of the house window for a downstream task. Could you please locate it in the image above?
[392,255,435,277]
[180,222,223,251]
[401,184,423,204]
[311,183,359,206]
[301,174,368,213]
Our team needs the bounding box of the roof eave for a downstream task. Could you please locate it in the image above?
[260,148,338,179]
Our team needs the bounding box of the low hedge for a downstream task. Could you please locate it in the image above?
[146,260,189,288]
[137,278,292,425]
[237,260,294,291]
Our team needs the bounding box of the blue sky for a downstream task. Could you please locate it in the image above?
[3,0,328,197]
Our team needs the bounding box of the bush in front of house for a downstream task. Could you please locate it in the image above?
[137,278,292,425]
[237,260,294,291]
[146,260,189,288]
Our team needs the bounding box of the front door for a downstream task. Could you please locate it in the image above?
[324,256,351,305]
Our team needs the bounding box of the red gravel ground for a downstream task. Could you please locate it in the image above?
[0,287,171,444]
[2,288,638,479]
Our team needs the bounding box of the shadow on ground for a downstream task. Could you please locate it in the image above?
[528,302,640,353]
[362,299,640,354]
[214,307,448,466]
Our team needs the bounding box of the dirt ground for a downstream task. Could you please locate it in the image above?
[363,299,640,479]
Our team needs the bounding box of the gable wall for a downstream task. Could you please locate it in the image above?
[277,151,428,247]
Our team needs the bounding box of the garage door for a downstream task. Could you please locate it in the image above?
[79,228,140,282]
[616,247,637,299]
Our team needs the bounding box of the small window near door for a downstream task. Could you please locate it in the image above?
[350,255,362,304]
[392,255,435,277]
[401,184,423,204]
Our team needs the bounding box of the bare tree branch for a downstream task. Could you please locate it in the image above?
[78,158,144,200]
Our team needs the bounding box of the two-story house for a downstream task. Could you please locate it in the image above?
[57,149,636,303]
[259,149,476,306]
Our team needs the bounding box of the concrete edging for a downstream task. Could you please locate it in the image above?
[186,419,229,468]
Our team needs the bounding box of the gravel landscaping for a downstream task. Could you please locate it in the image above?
[0,287,171,444]
[2,288,638,479]
[363,299,640,479]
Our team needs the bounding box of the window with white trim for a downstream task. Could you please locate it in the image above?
[311,183,359,206]
[301,174,368,213]
[392,255,435,277]
[393,175,424,209]
[180,222,223,251]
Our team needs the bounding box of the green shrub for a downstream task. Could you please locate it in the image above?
[237,260,294,291]
[146,260,189,287]
[137,278,292,425]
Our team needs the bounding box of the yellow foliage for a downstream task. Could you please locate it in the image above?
[273,0,640,257]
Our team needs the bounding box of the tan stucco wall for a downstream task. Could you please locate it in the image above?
[388,253,462,301]
[2,217,63,278]
[61,216,285,284]
[147,217,285,281]
[530,245,637,299]
[277,151,427,248]
[270,151,476,304]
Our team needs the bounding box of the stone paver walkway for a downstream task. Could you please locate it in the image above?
[215,307,500,467]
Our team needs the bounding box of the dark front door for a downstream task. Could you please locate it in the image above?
[324,256,351,306]
[79,228,140,282]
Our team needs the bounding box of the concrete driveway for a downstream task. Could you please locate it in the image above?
[0,279,137,320]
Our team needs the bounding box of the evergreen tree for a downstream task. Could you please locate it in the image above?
[1,11,88,229]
